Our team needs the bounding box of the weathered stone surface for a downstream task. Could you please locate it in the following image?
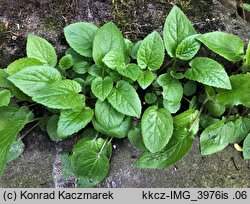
[1,0,250,188]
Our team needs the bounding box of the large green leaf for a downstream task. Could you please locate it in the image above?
[141,106,173,153]
[0,106,32,178]
[6,57,42,75]
[0,90,11,107]
[32,80,85,109]
[200,120,235,155]
[137,70,155,90]
[185,57,231,89]
[64,22,98,57]
[8,66,84,109]
[107,80,141,118]
[135,109,199,168]
[176,34,200,60]
[26,34,57,67]
[92,116,131,138]
[243,133,250,159]
[157,73,183,105]
[215,74,250,107]
[71,139,110,185]
[196,32,244,62]
[8,66,62,95]
[57,107,94,138]
[91,77,113,101]
[94,100,125,129]
[93,22,126,67]
[137,31,164,70]
[163,5,195,57]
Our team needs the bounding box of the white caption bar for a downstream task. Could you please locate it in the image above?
[0,188,249,204]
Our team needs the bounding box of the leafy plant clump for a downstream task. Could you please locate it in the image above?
[0,5,250,187]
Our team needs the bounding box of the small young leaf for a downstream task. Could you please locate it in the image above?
[141,106,173,153]
[46,115,61,142]
[157,73,183,105]
[6,57,42,75]
[185,57,232,89]
[107,80,142,118]
[0,69,10,88]
[183,81,196,96]
[145,92,157,105]
[0,90,11,107]
[64,22,98,57]
[57,107,94,138]
[125,38,133,57]
[200,120,235,155]
[130,41,141,59]
[128,127,147,151]
[59,54,73,70]
[205,100,226,117]
[6,139,24,163]
[200,115,220,129]
[137,70,155,89]
[163,5,195,57]
[243,133,250,159]
[72,61,89,74]
[102,50,125,70]
[93,22,126,67]
[91,77,113,101]
[215,74,250,107]
[88,64,103,77]
[163,100,181,114]
[137,31,165,70]
[176,34,200,60]
[117,64,140,81]
[196,32,244,62]
[27,34,57,67]
[230,117,250,144]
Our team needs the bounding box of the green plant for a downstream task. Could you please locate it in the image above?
[0,5,250,187]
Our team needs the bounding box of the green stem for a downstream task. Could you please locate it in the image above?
[20,123,39,139]
[189,98,209,132]
[183,96,191,103]
[102,67,105,79]
[170,58,177,71]
[28,116,49,123]
[99,138,108,155]
[108,137,113,144]
[158,58,175,74]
